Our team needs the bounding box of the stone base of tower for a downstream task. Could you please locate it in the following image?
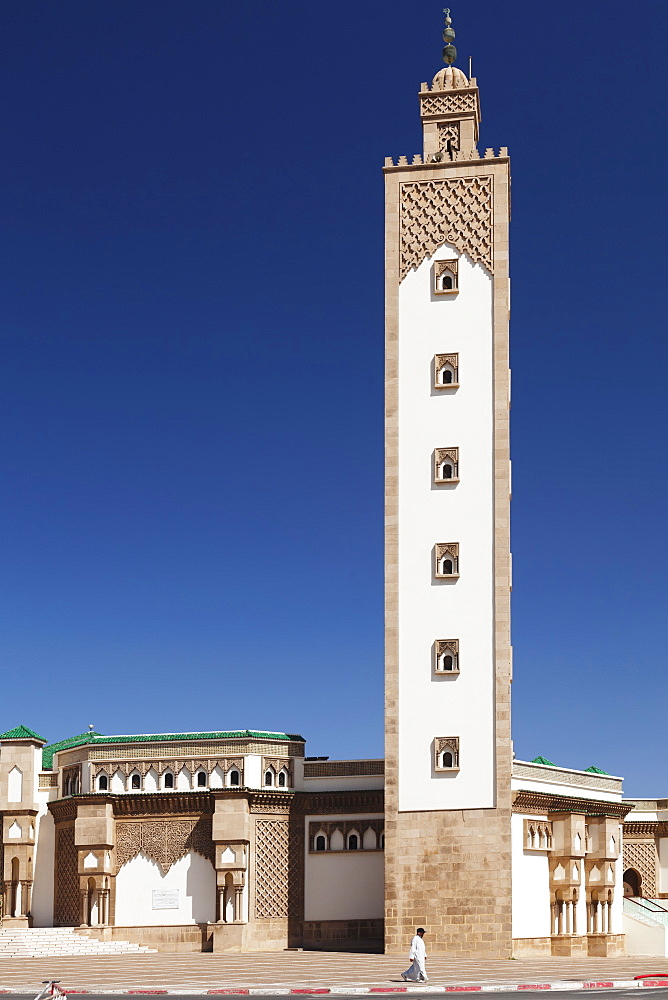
[384,808,512,958]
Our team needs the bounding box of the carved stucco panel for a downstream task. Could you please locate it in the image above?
[115,817,214,875]
[400,176,493,280]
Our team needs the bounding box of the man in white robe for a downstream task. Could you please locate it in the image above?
[401,927,428,982]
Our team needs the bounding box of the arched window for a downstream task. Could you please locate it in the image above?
[197,770,207,787]
[98,774,108,791]
[64,777,71,796]
[315,835,326,852]
[347,834,359,850]
[442,751,453,768]
[131,774,141,790]
[443,654,453,670]
[278,770,287,787]
[442,558,453,575]
[264,770,274,787]
[442,368,453,384]
[442,274,453,290]
[164,772,174,789]
[229,769,240,786]
[441,463,453,479]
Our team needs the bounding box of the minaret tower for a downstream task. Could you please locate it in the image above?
[384,12,512,957]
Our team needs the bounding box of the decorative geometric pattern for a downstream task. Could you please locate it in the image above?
[438,122,460,153]
[308,818,384,852]
[255,820,299,919]
[420,92,476,117]
[512,762,622,793]
[54,826,79,925]
[623,839,657,897]
[115,817,214,875]
[400,177,493,280]
[434,736,460,770]
[303,760,384,778]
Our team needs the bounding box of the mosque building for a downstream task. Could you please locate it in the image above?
[1,14,666,959]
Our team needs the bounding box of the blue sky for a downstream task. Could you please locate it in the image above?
[0,1,666,796]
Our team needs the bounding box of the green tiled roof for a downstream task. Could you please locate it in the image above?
[531,755,556,766]
[42,729,304,770]
[585,765,609,775]
[0,724,46,743]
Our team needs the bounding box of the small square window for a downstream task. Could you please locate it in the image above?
[434,354,459,389]
[434,542,459,579]
[434,639,459,674]
[434,260,458,295]
[434,447,459,484]
[434,737,460,771]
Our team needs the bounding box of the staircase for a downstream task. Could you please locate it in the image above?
[623,897,668,956]
[0,927,156,957]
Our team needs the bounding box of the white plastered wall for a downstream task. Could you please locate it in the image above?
[31,788,55,926]
[114,850,215,926]
[397,245,495,812]
[304,814,384,921]
[511,813,551,939]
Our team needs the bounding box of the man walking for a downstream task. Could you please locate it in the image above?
[401,927,428,982]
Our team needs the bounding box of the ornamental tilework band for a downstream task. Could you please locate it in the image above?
[400,177,493,280]
[115,817,214,875]
[303,760,384,778]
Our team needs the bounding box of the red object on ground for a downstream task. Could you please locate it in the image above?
[634,974,668,979]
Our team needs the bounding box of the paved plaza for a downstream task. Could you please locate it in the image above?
[0,952,666,993]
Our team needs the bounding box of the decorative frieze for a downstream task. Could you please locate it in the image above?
[400,176,493,279]
[115,817,214,875]
[512,789,632,820]
[419,90,477,118]
[303,760,384,778]
[308,818,384,852]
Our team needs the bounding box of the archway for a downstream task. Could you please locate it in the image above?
[623,868,642,897]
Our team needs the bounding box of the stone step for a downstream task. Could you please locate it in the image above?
[0,928,156,956]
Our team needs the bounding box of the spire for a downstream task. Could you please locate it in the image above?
[442,8,457,66]
[430,8,469,92]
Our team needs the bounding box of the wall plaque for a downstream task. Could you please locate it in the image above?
[152,889,179,910]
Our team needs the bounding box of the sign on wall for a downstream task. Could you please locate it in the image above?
[152,889,179,910]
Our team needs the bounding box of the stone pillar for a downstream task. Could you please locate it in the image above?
[217,886,225,923]
[234,886,243,922]
[80,888,89,927]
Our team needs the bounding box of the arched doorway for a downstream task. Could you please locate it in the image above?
[623,868,642,897]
